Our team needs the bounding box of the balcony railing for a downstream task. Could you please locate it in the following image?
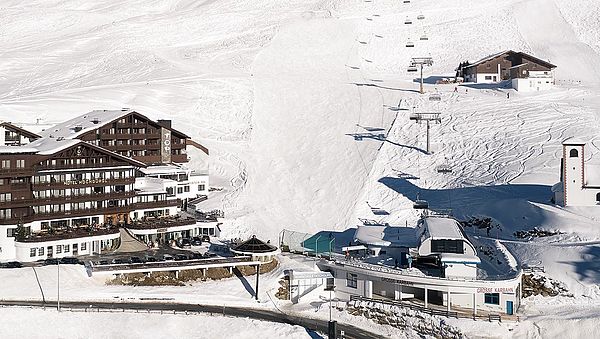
[4,191,136,208]
[17,226,119,243]
[126,216,196,230]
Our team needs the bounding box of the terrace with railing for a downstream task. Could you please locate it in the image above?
[17,224,119,243]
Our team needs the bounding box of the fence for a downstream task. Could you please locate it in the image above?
[349,295,511,322]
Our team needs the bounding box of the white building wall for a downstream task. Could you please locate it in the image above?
[476,73,500,83]
[562,144,600,206]
[0,225,17,261]
[14,232,120,262]
[511,77,553,92]
[444,263,477,279]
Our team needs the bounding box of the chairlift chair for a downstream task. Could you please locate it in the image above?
[413,199,429,210]
[420,34,429,41]
[435,164,452,173]
[429,93,441,101]
[407,66,418,72]
[406,40,415,48]
[417,14,425,20]
[405,17,412,24]
[403,0,411,3]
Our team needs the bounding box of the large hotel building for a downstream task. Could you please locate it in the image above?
[0,109,216,262]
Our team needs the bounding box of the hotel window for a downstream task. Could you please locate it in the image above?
[7,228,16,237]
[38,247,44,256]
[184,186,190,193]
[484,76,492,80]
[64,244,70,252]
[346,273,357,288]
[1,160,10,169]
[16,159,25,168]
[81,242,87,251]
[198,184,205,191]
[56,245,62,254]
[177,187,183,194]
[30,248,37,257]
[0,209,11,219]
[484,293,500,305]
[0,193,11,202]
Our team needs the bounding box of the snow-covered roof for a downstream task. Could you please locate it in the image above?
[0,138,79,155]
[38,109,133,140]
[466,50,511,68]
[421,217,466,240]
[134,177,166,195]
[562,137,586,145]
[139,164,190,175]
[439,253,481,264]
[354,225,419,248]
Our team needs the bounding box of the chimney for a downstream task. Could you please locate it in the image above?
[157,119,172,128]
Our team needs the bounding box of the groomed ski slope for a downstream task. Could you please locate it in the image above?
[1,0,600,337]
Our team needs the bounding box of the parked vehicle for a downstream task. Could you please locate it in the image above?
[162,254,174,261]
[203,252,217,258]
[43,258,59,266]
[191,252,203,259]
[180,238,192,249]
[175,254,189,261]
[1,261,23,268]
[111,258,125,265]
[60,257,81,265]
[130,256,144,264]
[201,235,210,242]
[191,237,202,246]
[97,260,109,266]
[145,256,158,263]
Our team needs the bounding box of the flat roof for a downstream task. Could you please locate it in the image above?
[354,225,419,248]
[422,217,465,240]
[139,164,189,175]
[439,253,481,264]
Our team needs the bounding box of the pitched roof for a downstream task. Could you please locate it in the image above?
[38,109,190,140]
[0,122,41,139]
[464,50,556,69]
[0,138,146,167]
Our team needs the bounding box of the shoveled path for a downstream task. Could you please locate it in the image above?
[0,300,387,339]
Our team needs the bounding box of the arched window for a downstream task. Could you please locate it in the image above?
[570,149,579,158]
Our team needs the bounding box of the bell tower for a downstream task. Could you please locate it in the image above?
[563,139,585,206]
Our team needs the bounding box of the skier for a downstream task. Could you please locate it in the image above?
[453,86,458,93]
[507,92,510,99]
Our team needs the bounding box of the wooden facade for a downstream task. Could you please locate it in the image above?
[459,51,556,81]
[0,141,153,225]
[77,111,189,165]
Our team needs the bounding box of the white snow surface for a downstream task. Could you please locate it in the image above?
[2,0,600,337]
[0,307,314,339]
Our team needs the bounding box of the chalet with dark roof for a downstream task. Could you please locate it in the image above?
[456,50,557,91]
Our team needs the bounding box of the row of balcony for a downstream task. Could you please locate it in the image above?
[0,199,181,225]
[3,191,136,208]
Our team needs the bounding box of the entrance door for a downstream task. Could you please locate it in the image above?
[72,243,78,256]
[506,300,513,315]
[47,246,53,258]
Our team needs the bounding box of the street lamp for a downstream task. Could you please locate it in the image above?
[325,279,336,339]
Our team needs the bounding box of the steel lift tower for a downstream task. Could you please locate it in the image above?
[409,57,434,94]
[409,112,441,154]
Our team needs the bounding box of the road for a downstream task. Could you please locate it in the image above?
[0,300,387,339]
